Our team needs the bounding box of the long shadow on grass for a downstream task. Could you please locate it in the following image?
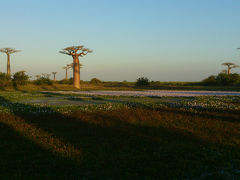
[0,95,240,179]
[0,118,85,179]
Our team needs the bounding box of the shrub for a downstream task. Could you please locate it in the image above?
[216,73,240,86]
[12,71,29,86]
[0,72,11,88]
[136,77,150,86]
[90,78,101,84]
[150,81,162,86]
[68,77,74,84]
[202,75,217,86]
[228,73,240,85]
[58,78,73,85]
[203,73,240,86]
[34,77,53,85]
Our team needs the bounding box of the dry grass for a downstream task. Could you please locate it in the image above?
[3,81,240,91]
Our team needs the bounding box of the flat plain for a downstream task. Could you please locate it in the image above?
[0,90,240,179]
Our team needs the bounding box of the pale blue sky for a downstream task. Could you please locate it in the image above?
[0,0,240,81]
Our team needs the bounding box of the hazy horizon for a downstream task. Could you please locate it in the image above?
[0,0,240,81]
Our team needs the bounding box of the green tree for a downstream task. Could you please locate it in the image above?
[136,77,150,86]
[12,71,29,86]
[0,72,11,87]
[90,78,101,84]
[202,75,217,85]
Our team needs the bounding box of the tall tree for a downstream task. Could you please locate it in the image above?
[67,63,83,69]
[52,72,57,81]
[60,46,92,88]
[67,63,83,73]
[67,63,83,79]
[62,66,70,80]
[41,73,51,78]
[0,48,20,75]
[222,62,239,75]
[35,75,41,79]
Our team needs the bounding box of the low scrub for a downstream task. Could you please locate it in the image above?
[203,73,240,86]
[136,77,150,86]
[0,73,11,88]
[58,77,73,85]
[12,71,29,86]
[34,77,53,85]
[90,78,102,84]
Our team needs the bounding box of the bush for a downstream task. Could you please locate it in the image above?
[202,75,217,86]
[58,78,73,85]
[12,71,29,86]
[203,73,240,86]
[90,78,101,84]
[136,77,150,86]
[34,77,52,85]
[216,73,240,86]
[228,73,240,85]
[0,72,11,88]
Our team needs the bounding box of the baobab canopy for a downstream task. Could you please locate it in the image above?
[59,46,92,57]
[222,62,239,75]
[0,48,20,54]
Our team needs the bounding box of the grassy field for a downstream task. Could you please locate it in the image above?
[0,91,240,179]
[2,81,240,91]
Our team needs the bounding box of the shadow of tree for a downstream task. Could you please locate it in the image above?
[0,95,239,179]
[0,120,83,179]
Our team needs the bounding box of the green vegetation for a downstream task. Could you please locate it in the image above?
[136,77,150,86]
[34,77,53,85]
[203,72,240,86]
[0,91,239,179]
[90,77,102,84]
[12,71,29,86]
[1,68,240,91]
[0,72,11,88]
[58,77,73,85]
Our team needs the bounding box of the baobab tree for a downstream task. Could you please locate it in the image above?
[35,75,41,79]
[41,73,51,78]
[67,63,83,78]
[52,72,57,81]
[222,62,239,75]
[59,45,92,88]
[67,63,83,69]
[221,69,228,74]
[62,66,70,80]
[0,48,20,75]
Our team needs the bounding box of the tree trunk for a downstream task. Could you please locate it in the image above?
[54,75,56,81]
[7,54,10,75]
[227,66,230,75]
[65,69,68,80]
[73,56,80,89]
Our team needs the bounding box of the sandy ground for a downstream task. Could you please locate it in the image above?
[44,90,240,97]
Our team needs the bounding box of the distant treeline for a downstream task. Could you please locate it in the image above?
[202,73,240,86]
[1,71,240,90]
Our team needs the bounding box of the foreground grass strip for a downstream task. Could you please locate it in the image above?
[0,114,82,161]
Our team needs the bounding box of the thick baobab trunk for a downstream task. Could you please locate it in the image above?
[7,54,10,75]
[73,56,80,89]
[54,75,56,81]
